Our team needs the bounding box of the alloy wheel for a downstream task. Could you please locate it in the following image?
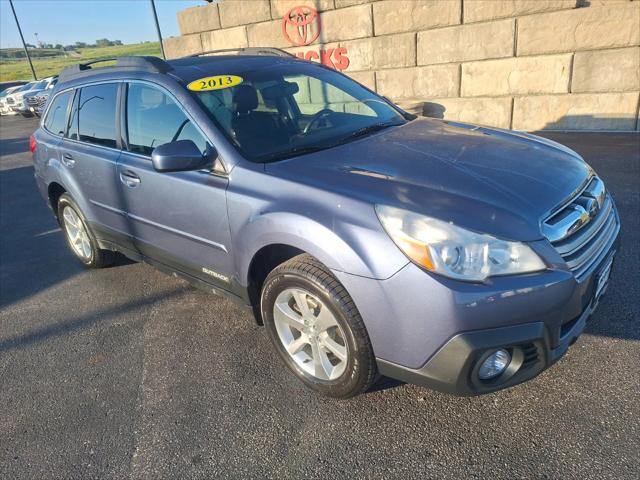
[272,287,348,381]
[62,206,92,260]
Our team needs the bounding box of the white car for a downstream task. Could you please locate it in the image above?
[0,85,27,115]
[25,89,51,117]
[7,77,57,116]
[2,82,38,115]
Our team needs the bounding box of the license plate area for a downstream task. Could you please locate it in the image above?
[594,254,614,300]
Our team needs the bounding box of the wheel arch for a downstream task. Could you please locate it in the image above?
[236,210,399,283]
[246,243,306,324]
[44,164,93,225]
[47,181,67,219]
[238,212,404,326]
[238,214,367,289]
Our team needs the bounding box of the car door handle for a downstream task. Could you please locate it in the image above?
[120,170,141,188]
[61,153,75,167]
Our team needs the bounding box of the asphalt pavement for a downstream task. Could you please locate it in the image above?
[1,115,638,479]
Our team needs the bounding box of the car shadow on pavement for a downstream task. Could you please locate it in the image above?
[0,286,185,354]
[0,137,31,156]
[0,165,134,309]
[368,376,405,393]
[0,165,82,309]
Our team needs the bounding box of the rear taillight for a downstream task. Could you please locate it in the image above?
[29,134,36,154]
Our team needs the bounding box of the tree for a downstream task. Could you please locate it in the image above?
[95,38,112,48]
[75,41,87,48]
[54,44,63,50]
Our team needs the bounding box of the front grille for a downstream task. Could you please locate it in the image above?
[6,97,15,105]
[543,177,619,278]
[25,95,47,110]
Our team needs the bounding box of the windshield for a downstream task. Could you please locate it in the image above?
[0,88,16,98]
[15,83,35,93]
[29,80,48,91]
[190,62,407,162]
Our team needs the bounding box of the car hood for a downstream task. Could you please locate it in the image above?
[266,118,591,241]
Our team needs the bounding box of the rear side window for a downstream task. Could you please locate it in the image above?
[44,91,71,136]
[68,83,118,148]
[125,83,208,156]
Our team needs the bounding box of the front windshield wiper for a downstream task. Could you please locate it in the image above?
[258,145,333,163]
[334,120,405,145]
[257,121,406,163]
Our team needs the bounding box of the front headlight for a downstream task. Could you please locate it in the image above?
[376,205,545,282]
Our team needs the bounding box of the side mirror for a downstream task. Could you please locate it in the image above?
[151,140,213,172]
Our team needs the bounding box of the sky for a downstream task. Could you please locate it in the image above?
[1,0,203,48]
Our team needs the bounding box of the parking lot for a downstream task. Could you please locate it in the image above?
[0,114,638,479]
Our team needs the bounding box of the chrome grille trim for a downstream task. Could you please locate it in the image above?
[554,196,613,256]
[561,210,618,275]
[543,177,606,243]
[544,176,619,278]
[29,96,48,110]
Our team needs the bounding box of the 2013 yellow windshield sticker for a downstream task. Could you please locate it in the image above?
[187,75,243,92]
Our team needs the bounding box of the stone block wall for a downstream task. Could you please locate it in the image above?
[164,0,640,131]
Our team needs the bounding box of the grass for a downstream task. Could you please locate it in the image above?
[1,47,63,59]
[0,42,162,82]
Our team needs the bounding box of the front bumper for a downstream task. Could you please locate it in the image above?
[0,104,17,115]
[332,220,620,396]
[377,283,608,395]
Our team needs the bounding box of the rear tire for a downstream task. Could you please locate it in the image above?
[261,254,377,398]
[58,194,114,268]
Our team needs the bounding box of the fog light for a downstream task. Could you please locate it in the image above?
[478,349,511,380]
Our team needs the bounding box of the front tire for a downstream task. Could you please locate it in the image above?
[58,194,113,268]
[261,254,377,398]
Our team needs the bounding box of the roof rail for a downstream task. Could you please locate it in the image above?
[59,56,173,82]
[189,47,295,58]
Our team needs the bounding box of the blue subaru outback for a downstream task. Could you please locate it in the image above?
[32,50,620,398]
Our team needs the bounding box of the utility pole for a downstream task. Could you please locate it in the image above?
[149,0,166,59]
[9,0,37,80]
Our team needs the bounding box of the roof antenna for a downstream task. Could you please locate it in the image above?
[8,0,37,80]
[149,0,166,60]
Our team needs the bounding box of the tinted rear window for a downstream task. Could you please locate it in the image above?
[44,91,71,136]
[68,83,118,148]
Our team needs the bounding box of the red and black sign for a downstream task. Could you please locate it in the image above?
[282,5,350,71]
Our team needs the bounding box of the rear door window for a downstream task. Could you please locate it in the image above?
[125,83,208,156]
[68,83,118,148]
[44,91,71,136]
